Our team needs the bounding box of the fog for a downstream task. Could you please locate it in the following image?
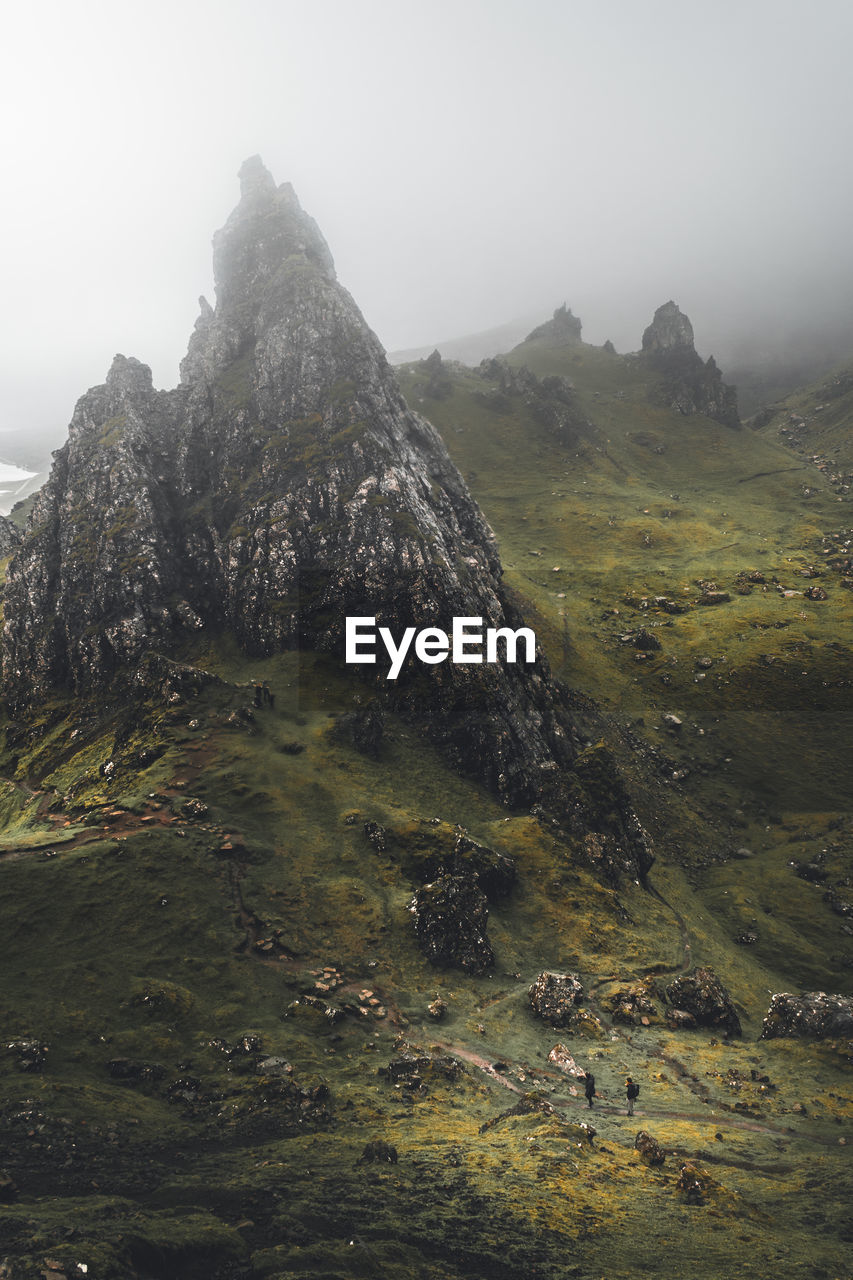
[3,0,853,466]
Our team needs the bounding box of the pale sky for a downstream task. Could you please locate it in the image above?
[3,0,853,463]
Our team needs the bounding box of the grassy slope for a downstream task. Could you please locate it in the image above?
[0,346,851,1276]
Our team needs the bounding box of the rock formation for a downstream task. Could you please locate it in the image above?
[0,515,20,558]
[664,966,741,1036]
[526,304,583,345]
[641,301,740,428]
[528,971,585,1026]
[760,991,853,1040]
[1,157,651,879]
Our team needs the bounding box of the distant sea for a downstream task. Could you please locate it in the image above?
[0,462,39,516]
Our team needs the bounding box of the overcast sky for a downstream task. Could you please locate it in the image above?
[3,0,853,464]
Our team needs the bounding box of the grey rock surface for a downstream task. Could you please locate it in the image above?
[760,991,853,1040]
[641,301,740,428]
[1,157,651,879]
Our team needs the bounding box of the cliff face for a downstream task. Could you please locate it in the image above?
[2,158,650,877]
[641,300,740,428]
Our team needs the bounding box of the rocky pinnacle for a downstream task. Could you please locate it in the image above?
[2,157,651,878]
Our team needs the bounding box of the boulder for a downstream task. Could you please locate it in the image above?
[409,874,495,974]
[664,967,741,1036]
[607,978,660,1026]
[547,1044,586,1077]
[634,1130,665,1167]
[676,1161,706,1204]
[528,971,585,1027]
[760,992,853,1040]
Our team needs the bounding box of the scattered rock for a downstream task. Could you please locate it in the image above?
[6,1038,48,1072]
[179,797,209,820]
[357,1139,398,1164]
[427,996,448,1020]
[363,820,387,852]
[256,1056,293,1076]
[380,1053,464,1092]
[107,1058,166,1083]
[606,979,660,1026]
[633,628,661,651]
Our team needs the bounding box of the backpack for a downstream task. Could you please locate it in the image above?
[628,1082,640,1099]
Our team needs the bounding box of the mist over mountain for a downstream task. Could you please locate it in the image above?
[3,1,853,462]
[2,5,853,1278]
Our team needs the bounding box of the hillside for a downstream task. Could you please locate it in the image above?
[0,192,851,1280]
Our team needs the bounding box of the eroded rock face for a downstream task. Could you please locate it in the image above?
[760,992,853,1040]
[664,967,741,1037]
[1,157,650,880]
[0,515,20,557]
[641,301,740,429]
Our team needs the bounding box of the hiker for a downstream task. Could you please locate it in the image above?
[253,682,263,709]
[262,681,272,706]
[584,1071,596,1109]
[626,1077,640,1115]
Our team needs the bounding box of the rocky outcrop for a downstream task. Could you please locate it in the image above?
[406,829,516,899]
[1,158,650,880]
[664,967,741,1037]
[760,992,853,1040]
[526,304,583,345]
[641,301,740,428]
[477,357,591,446]
[409,874,494,974]
[0,515,20,558]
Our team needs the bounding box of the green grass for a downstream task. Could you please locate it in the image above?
[1,341,852,1277]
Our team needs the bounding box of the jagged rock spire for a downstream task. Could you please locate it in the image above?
[1,159,652,882]
[640,300,740,429]
[641,300,694,353]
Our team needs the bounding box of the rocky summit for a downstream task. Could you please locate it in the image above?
[1,157,649,876]
[641,299,740,428]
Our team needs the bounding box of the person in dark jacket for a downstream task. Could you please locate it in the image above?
[626,1077,640,1115]
[584,1071,596,1108]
